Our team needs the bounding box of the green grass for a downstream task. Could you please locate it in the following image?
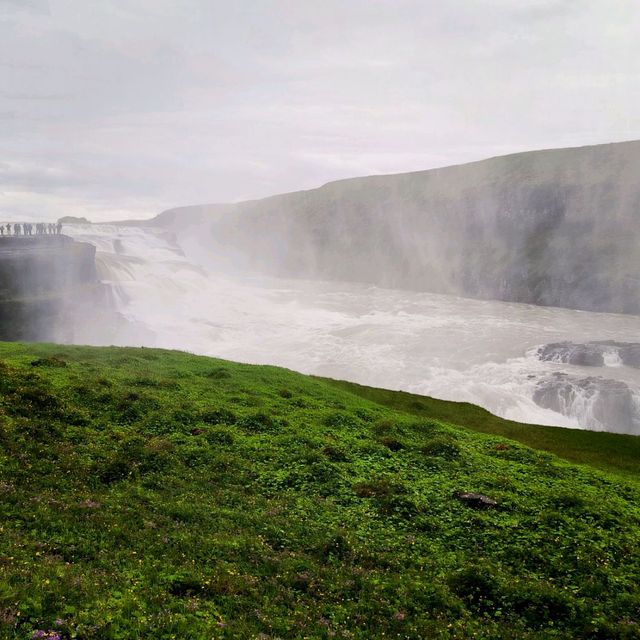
[322,378,640,480]
[0,342,639,640]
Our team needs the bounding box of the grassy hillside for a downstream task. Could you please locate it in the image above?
[0,343,639,640]
[323,379,640,480]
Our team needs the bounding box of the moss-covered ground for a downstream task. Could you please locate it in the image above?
[0,343,638,639]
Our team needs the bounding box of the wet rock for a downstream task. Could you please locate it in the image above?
[618,343,640,368]
[454,492,498,509]
[533,373,640,433]
[537,341,640,369]
[537,342,604,366]
[594,341,640,369]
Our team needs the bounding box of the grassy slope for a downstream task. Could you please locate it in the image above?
[0,343,639,640]
[322,379,640,480]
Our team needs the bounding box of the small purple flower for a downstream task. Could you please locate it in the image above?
[31,632,61,640]
[54,619,63,626]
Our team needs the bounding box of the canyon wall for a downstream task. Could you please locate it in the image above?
[155,140,640,314]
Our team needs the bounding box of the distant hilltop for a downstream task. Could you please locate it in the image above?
[151,140,640,315]
[58,216,91,224]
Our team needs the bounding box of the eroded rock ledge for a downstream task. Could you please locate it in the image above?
[0,235,105,342]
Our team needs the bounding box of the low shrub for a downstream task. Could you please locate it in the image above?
[204,367,231,380]
[509,581,578,628]
[377,436,405,451]
[448,565,503,615]
[206,426,235,446]
[324,412,360,429]
[30,357,67,368]
[421,436,461,460]
[200,408,237,425]
[238,411,281,433]
[322,444,350,461]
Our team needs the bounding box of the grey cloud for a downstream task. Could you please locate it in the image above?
[0,0,50,14]
[0,0,638,221]
[0,92,70,100]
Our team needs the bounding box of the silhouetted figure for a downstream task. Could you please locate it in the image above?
[14,223,21,236]
[0,226,4,236]
[6,223,11,235]
[56,222,62,235]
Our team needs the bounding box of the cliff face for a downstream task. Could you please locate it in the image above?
[0,235,103,341]
[156,140,640,315]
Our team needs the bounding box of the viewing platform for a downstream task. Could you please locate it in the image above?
[0,234,73,253]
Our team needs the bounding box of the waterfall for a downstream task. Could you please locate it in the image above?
[63,223,640,434]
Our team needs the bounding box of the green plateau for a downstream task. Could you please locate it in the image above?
[0,342,638,640]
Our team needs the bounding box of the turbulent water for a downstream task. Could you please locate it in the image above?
[68,224,640,434]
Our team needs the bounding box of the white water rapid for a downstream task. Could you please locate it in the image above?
[68,224,640,434]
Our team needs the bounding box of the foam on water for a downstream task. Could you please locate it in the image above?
[67,224,640,434]
[603,348,624,367]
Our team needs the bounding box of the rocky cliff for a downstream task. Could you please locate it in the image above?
[154,140,640,315]
[0,235,103,341]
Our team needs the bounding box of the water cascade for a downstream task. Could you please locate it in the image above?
[68,223,640,434]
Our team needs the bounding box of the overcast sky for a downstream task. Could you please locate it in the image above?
[1,0,639,221]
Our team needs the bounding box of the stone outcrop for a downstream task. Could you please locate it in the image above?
[532,372,640,433]
[0,235,104,342]
[454,492,498,509]
[537,341,640,368]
